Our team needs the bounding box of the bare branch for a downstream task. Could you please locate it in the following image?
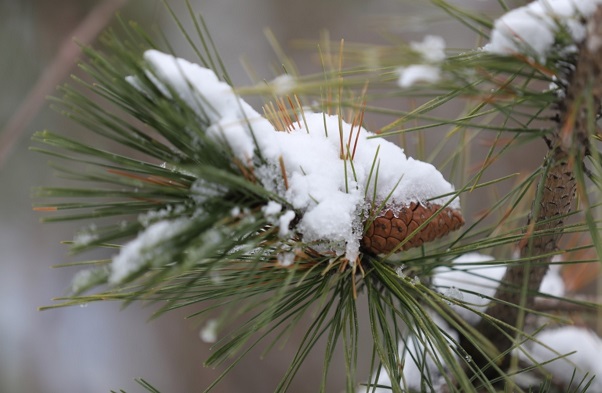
[0,0,128,168]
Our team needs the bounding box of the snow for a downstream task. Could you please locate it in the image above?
[395,264,407,278]
[432,252,565,325]
[138,204,187,227]
[433,253,566,325]
[71,269,97,293]
[397,64,442,87]
[262,201,282,216]
[430,251,602,391]
[140,50,265,160]
[522,326,602,391]
[109,218,188,284]
[369,251,602,390]
[432,253,506,326]
[484,0,602,62]
[190,178,228,205]
[263,202,297,237]
[73,232,98,248]
[411,35,446,63]
[199,319,219,343]
[73,224,98,247]
[539,263,565,297]
[269,74,296,95]
[127,50,460,263]
[444,286,463,304]
[277,252,295,267]
[278,210,296,238]
[396,35,445,88]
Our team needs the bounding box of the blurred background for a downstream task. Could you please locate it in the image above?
[0,0,537,392]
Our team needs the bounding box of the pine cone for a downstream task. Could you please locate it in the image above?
[362,202,464,254]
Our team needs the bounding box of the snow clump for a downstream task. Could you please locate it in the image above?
[432,253,506,326]
[109,218,189,284]
[521,326,602,391]
[397,35,446,87]
[484,0,602,63]
[126,50,460,264]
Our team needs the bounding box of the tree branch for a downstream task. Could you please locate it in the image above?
[464,5,602,377]
[0,0,127,169]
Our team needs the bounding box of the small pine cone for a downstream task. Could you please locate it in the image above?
[361,202,464,254]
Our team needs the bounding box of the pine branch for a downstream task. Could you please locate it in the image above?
[34,2,602,391]
[467,4,602,376]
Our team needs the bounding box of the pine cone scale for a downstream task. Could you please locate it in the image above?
[362,203,464,254]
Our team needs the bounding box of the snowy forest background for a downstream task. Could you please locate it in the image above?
[1,0,598,392]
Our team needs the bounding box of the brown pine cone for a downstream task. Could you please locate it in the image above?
[361,202,464,254]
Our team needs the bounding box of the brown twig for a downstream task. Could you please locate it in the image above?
[465,5,602,378]
[0,0,128,169]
